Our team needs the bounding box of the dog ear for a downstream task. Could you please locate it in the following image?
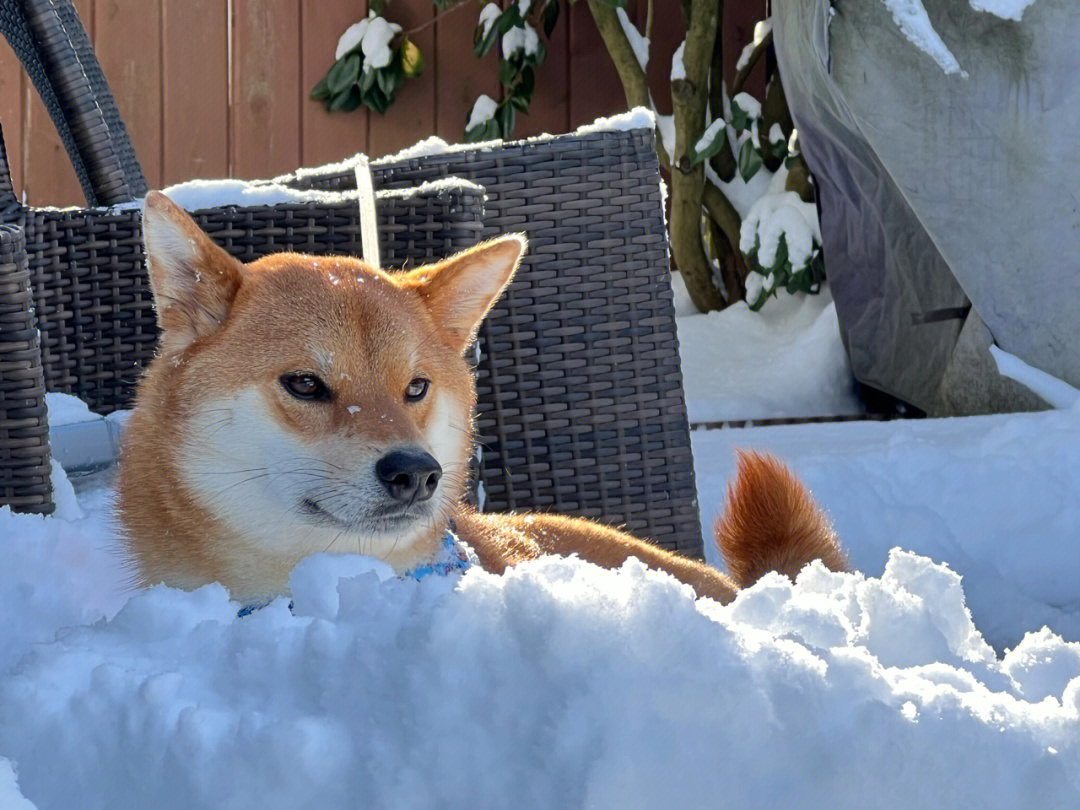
[141,191,244,354]
[400,235,526,352]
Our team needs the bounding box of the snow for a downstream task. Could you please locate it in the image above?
[1,467,1079,807]
[616,8,649,70]
[466,94,498,132]
[501,23,539,58]
[334,15,370,61]
[477,2,500,39]
[656,114,675,159]
[670,41,686,81]
[708,159,773,218]
[880,0,967,77]
[675,286,862,423]
[742,189,820,270]
[990,345,1080,409]
[737,165,821,270]
[694,118,725,155]
[379,108,657,164]
[571,106,655,135]
[731,91,762,121]
[361,15,401,71]
[0,759,35,810]
[969,0,1041,20]
[332,11,400,69]
[44,392,97,426]
[736,18,772,71]
[693,408,1080,650]
[768,122,785,146]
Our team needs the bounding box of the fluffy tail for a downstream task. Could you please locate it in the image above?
[714,450,848,588]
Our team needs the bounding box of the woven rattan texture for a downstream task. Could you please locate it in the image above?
[282,129,701,557]
[0,223,53,514]
[19,187,484,414]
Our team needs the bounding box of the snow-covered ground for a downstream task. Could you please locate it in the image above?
[671,274,863,423]
[1,462,1079,808]
[1,287,1079,807]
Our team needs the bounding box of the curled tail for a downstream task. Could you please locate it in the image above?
[714,450,848,588]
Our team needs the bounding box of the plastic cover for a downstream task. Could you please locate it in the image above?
[772,0,1075,414]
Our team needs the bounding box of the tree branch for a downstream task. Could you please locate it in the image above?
[403,0,472,37]
[585,0,651,110]
[731,28,772,98]
[668,0,724,311]
[584,0,672,174]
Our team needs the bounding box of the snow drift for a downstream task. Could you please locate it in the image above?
[0,477,1077,809]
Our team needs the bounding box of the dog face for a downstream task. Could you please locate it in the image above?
[136,192,524,572]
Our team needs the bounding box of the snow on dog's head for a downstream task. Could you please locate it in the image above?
[120,191,524,603]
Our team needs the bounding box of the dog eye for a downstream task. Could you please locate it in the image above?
[281,373,330,401]
[404,378,429,403]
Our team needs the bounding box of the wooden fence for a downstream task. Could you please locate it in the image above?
[0,0,764,207]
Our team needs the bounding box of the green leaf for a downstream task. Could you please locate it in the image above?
[729,95,761,133]
[738,139,763,182]
[689,121,726,166]
[327,53,361,95]
[376,66,398,99]
[399,38,425,78]
[497,102,516,138]
[498,58,517,87]
[329,86,362,113]
[309,75,331,101]
[517,66,535,101]
[464,116,500,144]
[366,86,390,115]
[495,8,518,35]
[474,13,504,58]
[599,0,628,7]
[529,38,547,66]
[542,0,560,38]
[370,0,386,14]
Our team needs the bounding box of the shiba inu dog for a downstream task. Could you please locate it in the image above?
[118,192,847,606]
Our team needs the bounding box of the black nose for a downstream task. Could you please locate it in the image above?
[375,450,442,503]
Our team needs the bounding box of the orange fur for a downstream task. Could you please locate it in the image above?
[714,450,848,588]
[119,192,846,607]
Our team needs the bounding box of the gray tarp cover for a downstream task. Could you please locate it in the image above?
[773,0,1074,414]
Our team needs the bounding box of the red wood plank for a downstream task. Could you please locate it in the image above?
[162,0,229,185]
[231,0,302,179]
[23,0,95,206]
[0,44,24,200]
[367,0,435,158]
[567,0,624,129]
[95,0,162,188]
[300,0,369,167]
[515,0,569,138]
[435,0,499,141]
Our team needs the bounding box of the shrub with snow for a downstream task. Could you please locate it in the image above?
[311,9,422,115]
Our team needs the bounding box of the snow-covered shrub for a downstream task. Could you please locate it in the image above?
[466,1,550,141]
[313,2,820,316]
[310,7,423,115]
[739,140,826,310]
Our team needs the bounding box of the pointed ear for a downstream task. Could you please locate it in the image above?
[142,191,244,354]
[399,235,526,351]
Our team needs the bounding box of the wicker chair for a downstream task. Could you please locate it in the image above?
[0,0,702,558]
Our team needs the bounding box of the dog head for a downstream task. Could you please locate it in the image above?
[130,191,523,584]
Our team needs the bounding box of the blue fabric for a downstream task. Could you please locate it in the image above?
[237,530,472,617]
